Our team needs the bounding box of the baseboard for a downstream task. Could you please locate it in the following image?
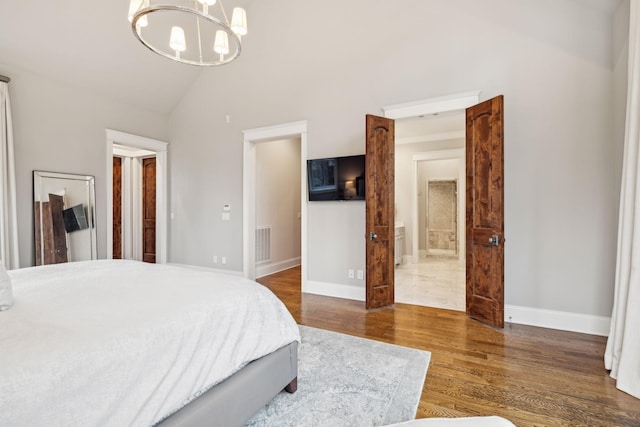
[256,257,301,279]
[505,304,611,337]
[304,280,365,302]
[167,263,244,276]
[288,277,612,337]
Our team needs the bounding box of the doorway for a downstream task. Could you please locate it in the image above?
[111,144,157,262]
[426,179,458,257]
[397,148,466,311]
[105,129,168,263]
[242,121,308,291]
[254,137,302,278]
[383,91,479,311]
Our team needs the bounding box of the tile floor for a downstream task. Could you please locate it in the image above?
[394,256,465,311]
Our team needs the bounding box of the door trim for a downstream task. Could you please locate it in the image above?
[383,91,480,119]
[242,121,308,290]
[105,129,168,263]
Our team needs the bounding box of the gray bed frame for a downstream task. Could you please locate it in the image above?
[158,341,298,427]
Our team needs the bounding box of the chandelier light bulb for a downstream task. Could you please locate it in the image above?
[128,0,149,27]
[170,26,186,58]
[214,30,229,61]
[197,0,216,15]
[231,7,247,36]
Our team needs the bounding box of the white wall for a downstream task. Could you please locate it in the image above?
[1,64,169,267]
[255,138,302,276]
[169,0,624,318]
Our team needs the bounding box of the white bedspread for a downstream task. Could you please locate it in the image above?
[0,260,300,427]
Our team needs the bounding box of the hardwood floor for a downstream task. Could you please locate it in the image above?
[257,266,640,427]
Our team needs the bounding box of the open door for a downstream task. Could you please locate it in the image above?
[142,157,156,263]
[466,95,505,328]
[113,156,122,259]
[365,114,395,309]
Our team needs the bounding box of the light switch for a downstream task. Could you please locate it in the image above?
[223,204,231,211]
[222,212,231,221]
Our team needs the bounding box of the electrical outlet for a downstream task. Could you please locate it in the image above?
[348,269,354,279]
[213,255,218,264]
[221,256,227,265]
[357,270,364,280]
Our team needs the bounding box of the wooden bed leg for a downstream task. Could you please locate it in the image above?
[284,377,297,393]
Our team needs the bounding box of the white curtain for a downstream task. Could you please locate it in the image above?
[0,80,20,270]
[604,0,640,400]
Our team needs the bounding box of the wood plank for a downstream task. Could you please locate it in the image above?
[257,266,640,427]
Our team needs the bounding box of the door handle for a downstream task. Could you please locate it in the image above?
[488,235,500,246]
[369,232,378,241]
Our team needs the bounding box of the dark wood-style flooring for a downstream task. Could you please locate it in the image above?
[257,266,640,427]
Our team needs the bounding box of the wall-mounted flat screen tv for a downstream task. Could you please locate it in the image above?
[307,155,365,201]
[62,204,89,233]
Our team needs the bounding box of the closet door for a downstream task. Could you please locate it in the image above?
[113,156,123,259]
[142,157,156,263]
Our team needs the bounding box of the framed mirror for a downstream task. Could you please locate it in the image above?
[33,171,97,265]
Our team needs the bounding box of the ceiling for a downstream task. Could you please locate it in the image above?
[0,0,252,115]
[395,111,465,145]
[0,0,622,116]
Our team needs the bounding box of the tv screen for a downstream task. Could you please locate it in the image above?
[307,155,365,201]
[63,204,89,233]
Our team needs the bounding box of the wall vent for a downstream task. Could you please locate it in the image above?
[256,226,271,264]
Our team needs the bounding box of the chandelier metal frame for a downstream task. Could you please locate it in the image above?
[130,1,245,67]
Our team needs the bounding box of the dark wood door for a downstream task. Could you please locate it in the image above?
[113,156,123,259]
[365,114,395,309]
[142,157,156,263]
[466,95,505,328]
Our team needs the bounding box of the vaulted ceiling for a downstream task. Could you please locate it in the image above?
[0,0,621,118]
[0,0,253,115]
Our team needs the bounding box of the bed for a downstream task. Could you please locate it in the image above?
[0,260,300,427]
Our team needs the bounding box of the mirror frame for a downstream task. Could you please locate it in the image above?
[33,170,97,265]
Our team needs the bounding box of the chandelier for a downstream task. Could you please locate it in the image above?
[128,0,248,66]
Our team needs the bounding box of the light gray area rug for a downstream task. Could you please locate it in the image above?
[245,325,431,427]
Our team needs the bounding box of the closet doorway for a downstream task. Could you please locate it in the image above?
[106,130,168,263]
[112,145,156,262]
[242,121,308,291]
[254,137,302,278]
